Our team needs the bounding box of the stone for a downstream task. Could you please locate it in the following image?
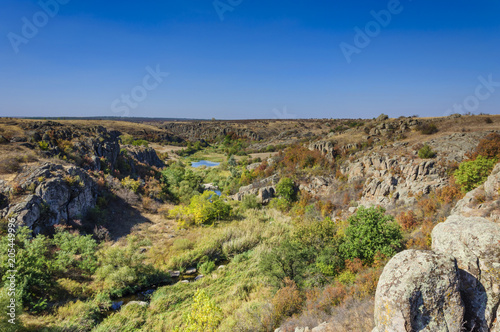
[374,249,464,332]
[311,322,327,332]
[432,215,500,331]
[194,275,204,281]
[124,301,148,308]
[185,268,197,275]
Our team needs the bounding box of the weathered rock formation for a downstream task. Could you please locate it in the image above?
[231,175,279,204]
[373,250,464,331]
[0,163,97,234]
[343,153,447,207]
[432,216,500,331]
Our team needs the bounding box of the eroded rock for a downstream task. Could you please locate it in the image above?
[374,249,464,332]
[432,215,500,331]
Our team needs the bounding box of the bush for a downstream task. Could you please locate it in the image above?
[454,155,497,192]
[121,176,141,193]
[240,194,261,210]
[38,140,49,150]
[471,133,500,160]
[199,261,216,275]
[169,191,232,227]
[418,123,438,135]
[396,211,418,230]
[340,206,403,265]
[418,144,436,159]
[177,289,223,332]
[268,197,291,212]
[276,177,297,202]
[260,239,314,286]
[53,230,98,275]
[270,278,304,328]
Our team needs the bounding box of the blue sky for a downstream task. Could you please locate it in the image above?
[1,0,499,119]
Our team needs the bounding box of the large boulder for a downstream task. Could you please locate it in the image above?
[373,249,464,332]
[432,216,500,331]
[2,163,97,234]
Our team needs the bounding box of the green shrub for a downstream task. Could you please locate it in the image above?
[418,123,439,135]
[268,197,291,212]
[199,261,216,275]
[454,155,497,192]
[53,230,98,275]
[169,191,232,227]
[38,140,49,151]
[241,194,261,210]
[176,289,223,332]
[275,177,296,202]
[418,144,436,159]
[121,176,141,193]
[260,239,314,286]
[161,162,202,203]
[340,206,403,265]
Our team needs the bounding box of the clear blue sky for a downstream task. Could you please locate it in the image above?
[1,0,499,119]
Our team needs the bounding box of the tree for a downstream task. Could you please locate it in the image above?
[260,239,314,286]
[276,177,296,202]
[340,206,403,264]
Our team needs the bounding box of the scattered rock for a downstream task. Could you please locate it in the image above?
[194,275,204,281]
[124,301,148,308]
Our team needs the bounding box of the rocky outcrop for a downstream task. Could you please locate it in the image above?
[0,163,97,234]
[373,215,500,331]
[372,159,500,331]
[432,216,500,331]
[122,145,164,168]
[161,122,261,141]
[373,250,464,332]
[343,153,447,207]
[231,175,279,204]
[308,140,337,161]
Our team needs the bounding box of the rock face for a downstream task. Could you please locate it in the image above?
[231,175,279,204]
[0,163,97,234]
[122,145,165,169]
[161,122,261,141]
[373,250,464,332]
[343,153,447,207]
[432,216,500,331]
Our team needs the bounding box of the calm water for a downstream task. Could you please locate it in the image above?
[191,160,220,168]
